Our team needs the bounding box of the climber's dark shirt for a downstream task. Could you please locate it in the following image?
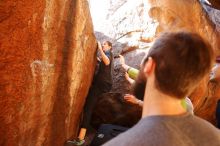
[95,50,113,89]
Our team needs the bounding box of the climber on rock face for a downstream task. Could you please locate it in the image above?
[95,41,113,90]
[103,31,220,146]
[66,40,113,145]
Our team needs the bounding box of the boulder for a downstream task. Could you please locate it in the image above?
[0,0,96,145]
[148,0,220,55]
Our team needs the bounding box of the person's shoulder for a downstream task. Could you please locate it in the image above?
[192,116,220,134]
[192,116,220,145]
[102,120,156,146]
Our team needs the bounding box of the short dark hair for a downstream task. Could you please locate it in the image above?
[105,41,112,48]
[143,31,213,98]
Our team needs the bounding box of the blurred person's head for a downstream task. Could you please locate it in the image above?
[133,31,213,100]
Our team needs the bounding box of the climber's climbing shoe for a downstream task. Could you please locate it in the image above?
[66,138,85,146]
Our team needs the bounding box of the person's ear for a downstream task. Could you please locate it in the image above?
[143,57,155,76]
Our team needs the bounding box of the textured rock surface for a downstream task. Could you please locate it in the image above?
[0,0,96,146]
[201,1,220,37]
[107,0,153,44]
[148,0,220,55]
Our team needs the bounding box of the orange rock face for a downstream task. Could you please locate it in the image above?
[0,0,96,146]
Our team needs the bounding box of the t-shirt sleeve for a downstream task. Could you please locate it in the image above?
[127,67,139,80]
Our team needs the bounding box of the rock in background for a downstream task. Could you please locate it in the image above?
[0,0,96,146]
[148,0,220,55]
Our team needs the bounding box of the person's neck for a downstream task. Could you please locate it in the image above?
[142,83,186,118]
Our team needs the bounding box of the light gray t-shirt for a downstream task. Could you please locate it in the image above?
[103,113,220,146]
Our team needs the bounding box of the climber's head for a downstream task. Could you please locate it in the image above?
[102,41,112,51]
